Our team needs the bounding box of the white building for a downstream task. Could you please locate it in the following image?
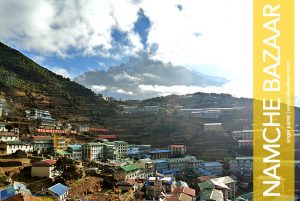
[82,142,104,161]
[204,123,223,132]
[31,159,57,178]
[168,156,201,171]
[113,141,128,159]
[27,109,56,128]
[0,140,33,154]
[229,156,253,175]
[211,176,237,199]
[28,109,52,120]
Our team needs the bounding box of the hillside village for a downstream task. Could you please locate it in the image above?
[0,97,284,201]
[0,43,300,201]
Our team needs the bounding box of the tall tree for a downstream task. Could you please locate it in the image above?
[53,157,82,181]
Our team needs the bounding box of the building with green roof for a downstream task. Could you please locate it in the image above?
[56,149,71,156]
[66,144,82,160]
[200,189,224,201]
[121,164,138,172]
[115,164,145,180]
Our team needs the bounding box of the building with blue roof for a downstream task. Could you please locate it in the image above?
[199,162,223,176]
[196,168,215,176]
[36,183,69,201]
[161,169,180,177]
[48,183,69,196]
[148,149,170,159]
[0,182,32,200]
[0,185,15,200]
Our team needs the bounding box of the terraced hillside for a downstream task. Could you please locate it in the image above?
[0,42,116,122]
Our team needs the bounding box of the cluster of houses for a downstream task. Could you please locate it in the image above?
[72,150,241,200]
[0,127,254,201]
[0,107,258,201]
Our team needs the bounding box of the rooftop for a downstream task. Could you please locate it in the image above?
[149,149,170,154]
[67,144,81,150]
[198,180,214,190]
[235,156,253,160]
[176,181,189,188]
[56,150,71,155]
[85,142,105,146]
[204,123,222,126]
[32,159,56,167]
[0,132,18,136]
[200,162,223,167]
[211,176,236,184]
[169,145,186,148]
[182,187,196,197]
[120,164,138,172]
[48,183,69,196]
[97,135,116,139]
[238,140,253,142]
[200,189,224,201]
[113,141,128,144]
[154,159,168,163]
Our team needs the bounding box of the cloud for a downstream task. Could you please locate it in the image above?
[139,84,204,96]
[0,0,143,57]
[142,73,160,79]
[51,67,70,78]
[140,1,253,85]
[31,55,46,65]
[112,72,141,82]
[115,88,134,95]
[139,81,251,98]
[75,55,228,100]
[0,0,299,99]
[91,85,107,93]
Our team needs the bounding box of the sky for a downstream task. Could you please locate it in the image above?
[0,0,299,102]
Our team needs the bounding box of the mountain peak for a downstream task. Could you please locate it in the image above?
[74,55,228,100]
